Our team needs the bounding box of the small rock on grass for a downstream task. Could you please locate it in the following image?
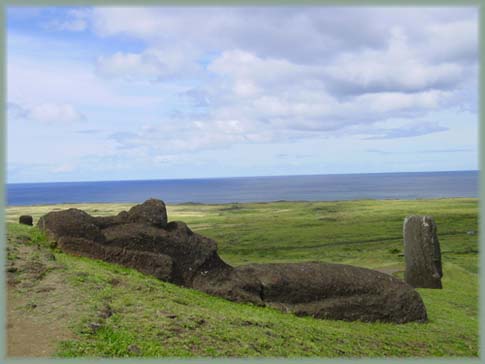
[128,344,141,355]
[26,302,37,310]
[98,304,114,319]
[88,322,102,333]
[43,253,56,261]
[19,215,33,226]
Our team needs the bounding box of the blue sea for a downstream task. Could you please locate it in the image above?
[6,171,479,206]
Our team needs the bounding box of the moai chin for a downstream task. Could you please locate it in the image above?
[403,215,443,289]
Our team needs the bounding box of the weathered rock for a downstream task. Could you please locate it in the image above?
[127,198,168,228]
[403,215,443,289]
[93,211,129,229]
[37,199,428,323]
[58,236,173,281]
[192,264,263,306]
[101,221,225,286]
[194,262,427,323]
[19,215,33,226]
[37,203,226,286]
[37,208,105,245]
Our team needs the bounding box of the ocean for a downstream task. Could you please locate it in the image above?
[6,171,479,206]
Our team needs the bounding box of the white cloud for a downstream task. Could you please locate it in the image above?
[96,47,200,81]
[9,102,84,123]
[58,18,87,31]
[423,19,478,63]
[92,7,167,39]
[29,103,84,123]
[208,50,306,83]
[355,90,449,113]
[7,6,479,181]
[96,52,157,80]
[44,8,91,32]
[8,54,163,108]
[324,27,465,95]
[363,122,448,140]
[153,154,185,165]
[86,7,477,141]
[52,163,76,173]
[88,7,477,63]
[201,48,457,135]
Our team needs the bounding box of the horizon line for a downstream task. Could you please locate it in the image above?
[6,169,479,186]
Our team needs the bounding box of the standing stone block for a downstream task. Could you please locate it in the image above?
[19,215,33,226]
[403,216,443,289]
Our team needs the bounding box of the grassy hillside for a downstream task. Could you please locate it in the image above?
[6,198,479,358]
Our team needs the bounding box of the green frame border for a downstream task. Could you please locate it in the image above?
[0,1,482,363]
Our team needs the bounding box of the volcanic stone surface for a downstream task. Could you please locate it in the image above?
[403,215,443,289]
[193,262,427,323]
[37,198,428,323]
[19,215,33,226]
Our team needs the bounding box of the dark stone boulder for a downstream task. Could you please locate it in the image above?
[101,221,225,286]
[403,216,443,289]
[126,198,168,228]
[36,201,226,287]
[192,264,263,306]
[93,211,129,229]
[37,208,105,245]
[36,199,428,323]
[58,236,173,281]
[194,262,427,323]
[19,215,33,226]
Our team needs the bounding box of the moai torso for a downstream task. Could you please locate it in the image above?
[403,215,442,289]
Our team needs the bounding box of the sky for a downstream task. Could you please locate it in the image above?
[6,6,479,183]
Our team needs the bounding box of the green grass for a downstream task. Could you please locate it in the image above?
[6,198,479,357]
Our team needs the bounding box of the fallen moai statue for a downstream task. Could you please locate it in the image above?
[403,215,443,289]
[37,199,427,323]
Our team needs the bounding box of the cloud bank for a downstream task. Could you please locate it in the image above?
[7,6,478,182]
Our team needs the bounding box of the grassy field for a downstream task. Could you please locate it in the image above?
[5,198,479,358]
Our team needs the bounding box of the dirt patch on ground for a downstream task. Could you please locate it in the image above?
[6,233,87,358]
